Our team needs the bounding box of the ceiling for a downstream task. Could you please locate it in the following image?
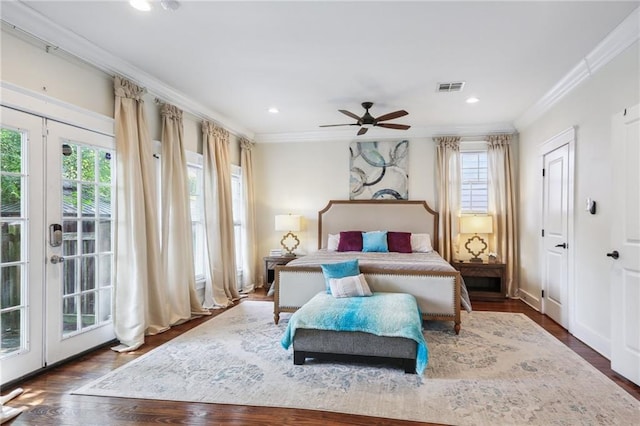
[2,1,638,142]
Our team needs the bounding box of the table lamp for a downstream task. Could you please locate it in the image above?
[460,215,493,263]
[275,214,301,256]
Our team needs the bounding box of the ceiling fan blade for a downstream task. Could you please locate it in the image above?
[375,110,408,122]
[319,124,358,127]
[357,127,368,136]
[339,109,362,121]
[376,123,411,130]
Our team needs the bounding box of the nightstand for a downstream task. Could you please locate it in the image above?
[451,261,506,301]
[263,255,298,290]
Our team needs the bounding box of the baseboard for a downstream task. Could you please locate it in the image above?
[518,289,541,311]
[572,321,611,360]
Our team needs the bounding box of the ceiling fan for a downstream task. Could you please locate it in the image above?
[320,102,410,136]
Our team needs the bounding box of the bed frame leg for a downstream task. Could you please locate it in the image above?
[454,322,461,335]
[274,312,280,325]
[294,351,306,365]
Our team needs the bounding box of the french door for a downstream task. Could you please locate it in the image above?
[1,107,115,384]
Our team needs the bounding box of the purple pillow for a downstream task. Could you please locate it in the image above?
[387,231,412,253]
[337,231,363,252]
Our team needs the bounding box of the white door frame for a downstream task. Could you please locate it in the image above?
[539,127,575,331]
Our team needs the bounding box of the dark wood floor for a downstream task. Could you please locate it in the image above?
[3,290,639,426]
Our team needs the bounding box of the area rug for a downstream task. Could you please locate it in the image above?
[73,301,639,425]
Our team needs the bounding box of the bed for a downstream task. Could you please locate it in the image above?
[273,200,471,334]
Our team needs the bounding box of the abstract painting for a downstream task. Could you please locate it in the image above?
[349,140,409,200]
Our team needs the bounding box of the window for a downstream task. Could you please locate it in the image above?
[152,143,206,287]
[460,151,488,213]
[231,165,243,286]
[187,157,205,285]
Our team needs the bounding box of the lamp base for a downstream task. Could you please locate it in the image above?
[280,232,300,257]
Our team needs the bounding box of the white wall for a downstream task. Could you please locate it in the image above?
[253,137,437,264]
[516,41,639,357]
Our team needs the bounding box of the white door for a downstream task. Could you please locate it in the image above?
[1,107,45,384]
[611,104,640,386]
[0,109,115,384]
[45,121,115,364]
[541,141,571,328]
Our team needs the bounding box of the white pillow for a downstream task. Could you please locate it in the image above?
[411,233,433,253]
[329,273,372,298]
[327,233,340,251]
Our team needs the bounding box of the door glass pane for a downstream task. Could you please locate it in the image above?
[80,256,96,291]
[1,126,26,357]
[81,220,96,254]
[63,220,78,256]
[98,150,111,184]
[80,147,95,181]
[98,220,111,252]
[1,310,21,355]
[63,258,77,296]
[98,289,111,322]
[99,255,111,288]
[81,292,95,328]
[0,176,21,218]
[1,266,21,309]
[98,186,111,218]
[0,129,22,173]
[1,222,22,263]
[62,296,78,333]
[61,143,77,180]
[63,181,78,217]
[81,184,95,217]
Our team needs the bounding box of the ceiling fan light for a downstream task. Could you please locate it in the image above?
[129,0,151,11]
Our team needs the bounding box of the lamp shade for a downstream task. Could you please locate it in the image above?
[275,214,301,232]
[460,215,493,234]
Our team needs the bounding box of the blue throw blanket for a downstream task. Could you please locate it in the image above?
[281,292,428,374]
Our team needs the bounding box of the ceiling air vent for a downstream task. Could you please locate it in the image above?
[437,82,466,92]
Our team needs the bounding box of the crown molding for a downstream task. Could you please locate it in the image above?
[255,122,516,144]
[1,1,254,139]
[515,7,639,130]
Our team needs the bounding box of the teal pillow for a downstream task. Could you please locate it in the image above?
[320,259,360,294]
[362,231,389,252]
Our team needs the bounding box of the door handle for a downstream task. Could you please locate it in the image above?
[606,250,619,260]
[50,255,65,264]
[555,243,567,249]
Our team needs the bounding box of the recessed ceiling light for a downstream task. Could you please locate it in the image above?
[130,0,151,11]
[466,97,480,104]
[268,107,279,114]
[160,0,181,11]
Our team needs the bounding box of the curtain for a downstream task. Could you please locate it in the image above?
[202,121,240,307]
[435,136,461,262]
[487,134,519,297]
[240,138,259,292]
[160,103,210,320]
[112,76,168,352]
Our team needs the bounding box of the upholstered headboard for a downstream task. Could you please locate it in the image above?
[317,200,439,251]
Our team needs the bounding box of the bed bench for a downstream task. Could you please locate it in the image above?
[281,292,429,374]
